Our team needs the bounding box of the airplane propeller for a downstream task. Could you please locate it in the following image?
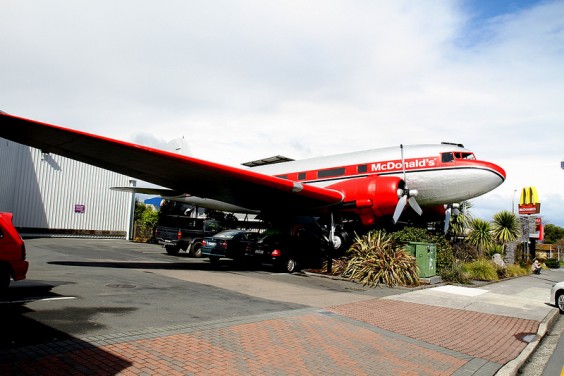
[392,144,423,224]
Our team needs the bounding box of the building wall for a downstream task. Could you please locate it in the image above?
[0,140,133,237]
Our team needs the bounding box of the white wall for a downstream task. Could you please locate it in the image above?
[0,139,132,237]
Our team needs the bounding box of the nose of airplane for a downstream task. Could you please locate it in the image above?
[488,161,506,182]
[479,160,506,190]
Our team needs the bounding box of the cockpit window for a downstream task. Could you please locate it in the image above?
[442,152,476,163]
[442,152,454,163]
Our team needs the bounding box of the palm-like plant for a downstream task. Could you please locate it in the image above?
[466,218,493,256]
[448,201,473,241]
[343,230,419,287]
[491,210,520,244]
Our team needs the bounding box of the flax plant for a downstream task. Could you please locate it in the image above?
[342,231,419,287]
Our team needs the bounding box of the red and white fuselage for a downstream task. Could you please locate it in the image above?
[250,143,505,218]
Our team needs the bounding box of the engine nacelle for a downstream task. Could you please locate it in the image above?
[327,176,402,225]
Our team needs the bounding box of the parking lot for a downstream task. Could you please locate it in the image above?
[1,237,399,347]
[1,237,561,375]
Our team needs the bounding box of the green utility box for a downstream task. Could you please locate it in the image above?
[404,242,437,278]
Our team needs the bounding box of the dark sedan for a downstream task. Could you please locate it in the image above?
[201,230,260,264]
[246,232,324,273]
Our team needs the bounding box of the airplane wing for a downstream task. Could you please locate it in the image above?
[0,112,344,214]
[109,186,184,197]
[110,186,260,214]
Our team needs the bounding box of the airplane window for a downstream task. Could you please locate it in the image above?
[453,152,476,160]
[298,172,306,180]
[276,175,288,180]
[441,153,454,163]
[318,167,345,178]
[357,165,367,173]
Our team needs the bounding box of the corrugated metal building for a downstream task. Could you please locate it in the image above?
[0,139,134,238]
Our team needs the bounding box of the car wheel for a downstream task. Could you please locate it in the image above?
[557,291,564,314]
[165,245,180,255]
[189,242,203,258]
[284,257,300,273]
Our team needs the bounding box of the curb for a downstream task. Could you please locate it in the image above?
[495,307,560,376]
[302,269,446,290]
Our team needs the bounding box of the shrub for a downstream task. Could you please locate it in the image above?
[496,265,508,280]
[439,260,470,284]
[389,227,454,275]
[452,242,478,263]
[485,244,504,259]
[323,257,348,276]
[545,258,560,269]
[342,231,420,287]
[506,264,530,277]
[463,259,499,281]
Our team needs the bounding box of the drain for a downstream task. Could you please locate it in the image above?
[106,283,136,289]
[515,333,537,343]
[318,310,339,317]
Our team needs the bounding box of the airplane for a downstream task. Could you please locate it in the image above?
[0,111,506,252]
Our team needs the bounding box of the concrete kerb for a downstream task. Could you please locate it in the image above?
[495,307,560,376]
[302,269,447,290]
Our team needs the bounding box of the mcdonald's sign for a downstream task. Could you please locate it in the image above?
[530,217,544,240]
[518,186,541,215]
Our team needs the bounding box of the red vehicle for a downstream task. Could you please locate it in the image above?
[0,212,28,291]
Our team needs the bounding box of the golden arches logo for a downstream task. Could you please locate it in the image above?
[518,186,541,214]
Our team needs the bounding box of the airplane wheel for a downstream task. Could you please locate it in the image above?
[190,242,203,258]
[332,232,350,256]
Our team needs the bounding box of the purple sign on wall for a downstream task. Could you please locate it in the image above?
[75,204,85,213]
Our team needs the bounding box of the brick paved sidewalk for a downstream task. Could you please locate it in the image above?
[0,299,539,375]
[327,299,539,366]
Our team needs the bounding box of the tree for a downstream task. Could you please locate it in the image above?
[491,210,520,246]
[135,201,158,228]
[466,218,493,256]
[543,224,564,244]
[447,201,473,241]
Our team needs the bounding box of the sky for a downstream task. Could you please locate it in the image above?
[1,1,563,227]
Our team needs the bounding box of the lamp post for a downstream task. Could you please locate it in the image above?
[512,189,517,214]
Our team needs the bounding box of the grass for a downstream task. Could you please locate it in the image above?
[462,259,499,281]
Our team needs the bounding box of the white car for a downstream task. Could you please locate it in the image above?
[550,281,564,314]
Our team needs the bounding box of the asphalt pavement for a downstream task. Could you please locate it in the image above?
[0,240,562,375]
